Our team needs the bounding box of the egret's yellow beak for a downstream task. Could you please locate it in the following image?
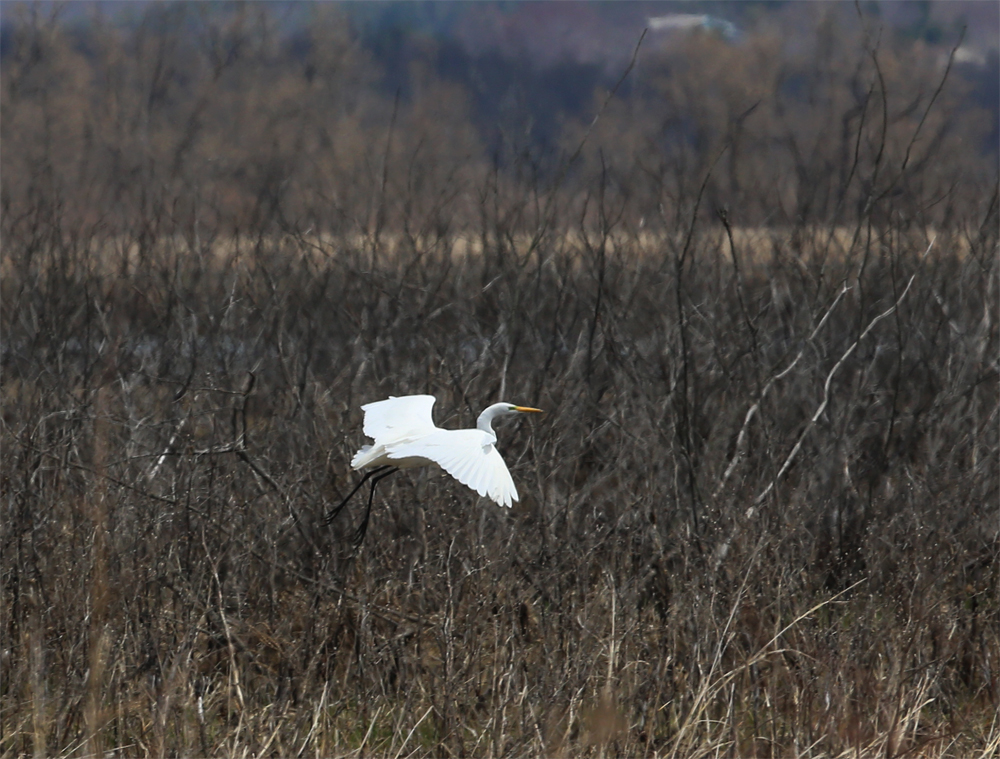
[514,406,543,413]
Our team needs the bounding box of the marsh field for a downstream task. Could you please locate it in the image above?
[1,3,998,757]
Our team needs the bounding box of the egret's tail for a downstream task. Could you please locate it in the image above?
[350,445,374,470]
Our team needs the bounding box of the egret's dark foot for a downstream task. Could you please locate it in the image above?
[350,467,398,547]
[325,465,392,524]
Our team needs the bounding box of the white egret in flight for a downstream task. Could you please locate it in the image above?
[325,394,542,545]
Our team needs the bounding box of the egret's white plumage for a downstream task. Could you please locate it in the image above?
[326,394,541,545]
[360,394,437,443]
[349,394,541,508]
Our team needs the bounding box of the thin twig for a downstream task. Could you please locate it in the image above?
[753,237,935,507]
[714,282,851,497]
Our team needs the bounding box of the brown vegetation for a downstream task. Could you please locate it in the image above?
[2,3,998,757]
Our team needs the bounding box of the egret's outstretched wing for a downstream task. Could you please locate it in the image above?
[361,395,438,442]
[388,429,518,508]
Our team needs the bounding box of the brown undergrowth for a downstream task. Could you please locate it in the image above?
[2,216,997,757]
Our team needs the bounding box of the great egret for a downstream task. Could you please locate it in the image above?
[325,394,542,544]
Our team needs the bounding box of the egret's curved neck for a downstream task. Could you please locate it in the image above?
[476,403,511,438]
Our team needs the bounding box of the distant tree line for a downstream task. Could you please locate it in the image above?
[1,1,996,238]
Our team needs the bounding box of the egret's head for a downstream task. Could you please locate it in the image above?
[479,402,542,432]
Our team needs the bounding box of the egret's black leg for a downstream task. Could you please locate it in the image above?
[325,466,392,525]
[351,467,398,547]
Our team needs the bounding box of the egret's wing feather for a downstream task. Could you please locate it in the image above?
[389,429,518,507]
[361,395,438,442]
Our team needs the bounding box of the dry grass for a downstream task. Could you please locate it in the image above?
[2,212,997,757]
